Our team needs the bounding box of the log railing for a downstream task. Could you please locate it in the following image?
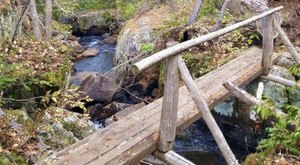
[130,6,300,165]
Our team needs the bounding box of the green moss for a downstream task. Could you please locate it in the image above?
[0,155,10,165]
[182,51,214,78]
[77,0,116,10]
[0,38,73,108]
[62,122,90,140]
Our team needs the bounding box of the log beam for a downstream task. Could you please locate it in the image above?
[223,81,284,115]
[154,150,195,165]
[261,74,299,88]
[178,57,239,165]
[261,14,274,75]
[131,6,283,74]
[157,56,179,152]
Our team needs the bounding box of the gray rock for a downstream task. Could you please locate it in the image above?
[114,6,171,65]
[70,71,98,85]
[68,40,85,53]
[0,108,5,117]
[214,97,236,117]
[78,73,120,104]
[88,103,103,120]
[71,10,118,35]
[82,48,99,57]
[102,34,118,44]
[105,102,145,126]
[262,65,295,108]
[275,53,294,68]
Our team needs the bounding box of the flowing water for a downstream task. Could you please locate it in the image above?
[74,35,115,74]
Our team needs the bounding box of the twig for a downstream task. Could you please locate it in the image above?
[0,96,43,103]
[121,88,150,104]
[5,0,30,63]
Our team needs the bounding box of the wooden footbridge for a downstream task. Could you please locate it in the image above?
[38,6,300,165]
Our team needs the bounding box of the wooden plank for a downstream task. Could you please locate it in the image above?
[154,150,196,165]
[158,56,179,152]
[131,6,283,74]
[262,14,274,74]
[38,47,271,165]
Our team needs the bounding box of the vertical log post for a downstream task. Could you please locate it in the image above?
[157,55,179,152]
[178,57,239,165]
[261,14,274,75]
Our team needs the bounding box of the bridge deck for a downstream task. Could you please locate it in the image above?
[40,47,275,165]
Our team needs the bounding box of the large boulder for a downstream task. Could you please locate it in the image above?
[70,10,118,35]
[70,71,98,85]
[114,6,171,65]
[263,65,295,108]
[0,107,96,164]
[78,73,120,104]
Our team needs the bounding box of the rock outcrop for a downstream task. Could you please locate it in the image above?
[114,6,171,65]
[78,73,119,104]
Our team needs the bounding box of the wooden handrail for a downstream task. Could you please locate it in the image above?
[131,6,283,74]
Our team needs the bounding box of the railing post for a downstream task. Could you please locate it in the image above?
[261,14,274,75]
[157,55,179,152]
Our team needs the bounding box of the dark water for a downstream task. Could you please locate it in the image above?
[74,36,115,74]
[174,120,225,165]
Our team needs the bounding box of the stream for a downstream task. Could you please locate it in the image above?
[73,35,254,165]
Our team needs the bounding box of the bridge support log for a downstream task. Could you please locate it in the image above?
[154,150,195,165]
[273,17,300,64]
[178,57,239,165]
[261,74,299,88]
[261,14,274,75]
[157,56,179,152]
[223,81,284,115]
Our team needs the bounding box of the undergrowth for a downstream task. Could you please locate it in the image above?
[251,79,300,162]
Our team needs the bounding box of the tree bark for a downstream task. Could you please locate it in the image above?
[186,0,204,26]
[45,0,52,40]
[157,56,179,152]
[29,0,42,39]
[212,0,230,31]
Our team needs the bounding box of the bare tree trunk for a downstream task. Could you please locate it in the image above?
[186,0,204,26]
[212,0,230,31]
[29,0,42,39]
[45,0,52,40]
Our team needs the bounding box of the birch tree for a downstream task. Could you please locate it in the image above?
[186,0,204,26]
[45,0,52,40]
[29,0,42,39]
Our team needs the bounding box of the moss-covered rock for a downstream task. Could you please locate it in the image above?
[70,10,118,35]
[0,106,96,164]
[0,38,73,109]
[114,5,173,65]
